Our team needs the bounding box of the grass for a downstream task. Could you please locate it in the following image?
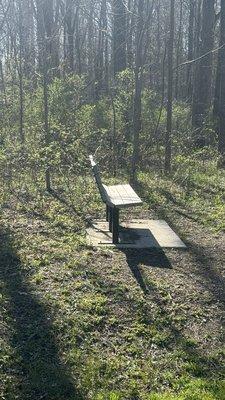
[0,155,225,399]
[139,155,225,232]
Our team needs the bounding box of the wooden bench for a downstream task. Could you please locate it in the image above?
[89,155,143,244]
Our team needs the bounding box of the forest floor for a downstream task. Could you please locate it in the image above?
[0,167,225,400]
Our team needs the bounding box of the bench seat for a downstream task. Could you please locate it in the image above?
[103,184,142,208]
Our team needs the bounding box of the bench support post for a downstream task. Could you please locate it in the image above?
[112,208,119,244]
[106,205,110,222]
[109,207,113,232]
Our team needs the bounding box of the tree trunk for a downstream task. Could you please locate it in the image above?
[155,0,162,93]
[18,0,24,143]
[175,0,183,100]
[87,3,95,100]
[65,0,75,73]
[113,0,126,76]
[75,6,82,75]
[215,0,225,167]
[192,0,214,146]
[187,0,194,101]
[43,65,51,191]
[131,0,144,182]
[164,0,175,174]
[0,59,6,104]
[95,0,107,98]
[36,0,52,191]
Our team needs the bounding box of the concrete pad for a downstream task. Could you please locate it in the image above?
[86,219,186,249]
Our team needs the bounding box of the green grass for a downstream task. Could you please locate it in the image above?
[148,379,225,400]
[0,156,225,399]
[139,155,225,232]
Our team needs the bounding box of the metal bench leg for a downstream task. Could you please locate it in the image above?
[109,207,113,232]
[106,205,109,222]
[112,208,119,244]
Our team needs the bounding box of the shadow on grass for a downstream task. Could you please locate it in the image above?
[140,183,225,309]
[149,276,225,380]
[49,189,81,216]
[186,239,225,307]
[122,247,225,382]
[0,228,83,400]
[154,197,225,308]
[125,181,225,380]
[142,275,225,381]
[122,248,172,294]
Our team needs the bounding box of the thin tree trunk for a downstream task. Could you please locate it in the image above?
[87,4,95,100]
[113,0,127,76]
[187,0,194,101]
[155,0,162,92]
[18,0,24,143]
[215,0,225,167]
[175,0,183,100]
[192,0,214,146]
[126,0,135,68]
[131,0,144,182]
[65,0,75,73]
[0,59,7,104]
[75,6,82,75]
[95,0,107,98]
[36,0,52,191]
[164,0,175,174]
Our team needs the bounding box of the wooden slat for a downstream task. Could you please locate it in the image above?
[117,184,141,203]
[104,185,122,206]
[117,184,142,205]
[104,184,142,208]
[111,185,136,206]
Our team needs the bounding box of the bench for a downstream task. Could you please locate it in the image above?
[89,155,143,244]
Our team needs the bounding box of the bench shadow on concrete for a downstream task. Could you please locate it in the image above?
[119,226,161,247]
[0,227,83,400]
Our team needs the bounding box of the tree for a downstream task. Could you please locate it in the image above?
[112,0,126,76]
[164,0,175,174]
[95,0,108,98]
[214,0,225,167]
[192,0,215,146]
[64,0,76,73]
[36,0,53,191]
[175,0,183,100]
[186,0,194,101]
[131,0,144,181]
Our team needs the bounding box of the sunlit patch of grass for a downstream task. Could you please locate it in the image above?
[139,155,225,232]
[148,378,225,400]
[79,293,108,315]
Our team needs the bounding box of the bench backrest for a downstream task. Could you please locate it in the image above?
[89,155,106,202]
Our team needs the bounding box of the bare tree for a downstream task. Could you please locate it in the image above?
[131,0,144,181]
[187,0,194,101]
[113,0,126,76]
[164,0,175,174]
[214,0,225,167]
[192,0,215,146]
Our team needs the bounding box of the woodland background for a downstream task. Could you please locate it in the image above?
[0,0,225,187]
[1,1,225,400]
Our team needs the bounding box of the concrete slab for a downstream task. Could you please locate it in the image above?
[86,219,186,249]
